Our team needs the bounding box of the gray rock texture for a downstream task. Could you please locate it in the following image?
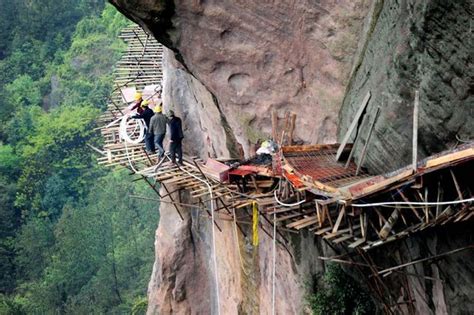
[339,0,473,174]
[369,223,474,315]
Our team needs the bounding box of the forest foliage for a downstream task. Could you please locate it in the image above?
[0,1,159,313]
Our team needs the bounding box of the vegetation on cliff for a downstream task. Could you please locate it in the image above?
[0,1,158,313]
[306,264,375,315]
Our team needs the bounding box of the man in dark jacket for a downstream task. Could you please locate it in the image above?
[167,110,184,165]
[149,104,168,158]
[132,100,155,152]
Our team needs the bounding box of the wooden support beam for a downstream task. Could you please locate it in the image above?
[333,234,353,244]
[286,216,317,229]
[356,106,380,175]
[161,183,185,221]
[355,169,413,199]
[324,205,333,228]
[315,201,322,227]
[374,208,388,228]
[315,226,332,235]
[336,91,371,161]
[412,90,419,171]
[378,245,473,276]
[424,187,429,223]
[449,169,464,201]
[345,113,370,169]
[379,208,399,240]
[425,147,474,168]
[289,113,297,145]
[323,225,360,240]
[332,206,346,233]
[282,111,290,145]
[276,209,313,223]
[348,237,366,248]
[197,199,222,232]
[360,212,367,239]
[368,216,383,239]
[398,189,423,222]
[436,180,442,217]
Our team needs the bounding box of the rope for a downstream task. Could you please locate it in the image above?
[118,113,147,173]
[171,159,221,315]
[273,190,306,207]
[272,208,276,315]
[119,114,146,144]
[350,197,474,208]
[252,201,259,247]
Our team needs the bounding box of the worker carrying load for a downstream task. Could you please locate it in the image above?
[132,100,155,153]
[130,92,144,114]
[148,103,168,159]
[167,110,184,165]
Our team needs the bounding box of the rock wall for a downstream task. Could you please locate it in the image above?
[147,188,334,314]
[148,49,336,314]
[339,0,473,174]
[160,49,240,159]
[369,222,474,315]
[107,0,474,314]
[110,0,372,156]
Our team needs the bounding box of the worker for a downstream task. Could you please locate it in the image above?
[132,100,155,153]
[130,92,144,114]
[148,104,168,159]
[167,110,184,165]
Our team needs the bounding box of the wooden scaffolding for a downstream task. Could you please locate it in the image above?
[94,26,473,253]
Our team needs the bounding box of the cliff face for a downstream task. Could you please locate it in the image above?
[108,0,473,314]
[148,188,334,314]
[339,0,473,173]
[110,0,372,156]
[148,50,336,314]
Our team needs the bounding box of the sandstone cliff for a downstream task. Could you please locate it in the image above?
[111,0,373,157]
[109,0,473,314]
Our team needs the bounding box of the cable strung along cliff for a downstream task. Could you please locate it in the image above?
[102,1,473,314]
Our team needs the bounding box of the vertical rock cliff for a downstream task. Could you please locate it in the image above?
[110,0,372,156]
[108,0,473,313]
[147,50,337,314]
[339,0,473,173]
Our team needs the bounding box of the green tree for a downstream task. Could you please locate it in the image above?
[5,75,42,107]
[307,264,375,315]
[0,177,18,293]
[14,218,54,282]
[17,171,158,313]
[0,2,157,313]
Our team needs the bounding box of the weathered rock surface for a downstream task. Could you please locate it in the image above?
[161,49,240,159]
[108,0,474,314]
[339,0,473,173]
[110,0,372,156]
[369,222,474,315]
[148,188,333,314]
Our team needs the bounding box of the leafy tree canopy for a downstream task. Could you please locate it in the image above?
[0,2,158,314]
